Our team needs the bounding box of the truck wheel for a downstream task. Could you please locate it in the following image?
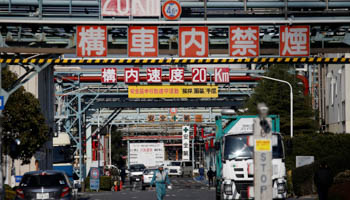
[141,185,145,190]
[216,184,222,200]
[216,192,221,200]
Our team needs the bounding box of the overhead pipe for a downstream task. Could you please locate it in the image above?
[1,17,350,25]
[0,0,348,8]
[122,135,196,140]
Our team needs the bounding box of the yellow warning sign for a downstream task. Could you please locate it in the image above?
[128,85,218,98]
[255,139,271,152]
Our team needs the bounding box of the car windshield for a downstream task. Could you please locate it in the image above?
[170,162,181,166]
[223,134,284,160]
[143,169,156,175]
[130,164,145,172]
[20,174,67,187]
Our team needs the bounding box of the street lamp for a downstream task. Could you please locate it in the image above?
[250,74,293,138]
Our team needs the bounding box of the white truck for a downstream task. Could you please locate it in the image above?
[215,115,287,200]
[53,132,75,183]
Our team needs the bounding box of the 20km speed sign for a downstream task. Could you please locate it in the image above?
[162,0,181,20]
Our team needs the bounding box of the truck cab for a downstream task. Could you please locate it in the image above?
[215,115,287,200]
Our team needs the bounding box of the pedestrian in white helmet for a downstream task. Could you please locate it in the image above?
[150,166,171,200]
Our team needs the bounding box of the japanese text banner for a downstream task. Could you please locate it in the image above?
[128,85,218,98]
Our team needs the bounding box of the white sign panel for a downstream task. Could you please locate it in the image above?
[296,156,314,168]
[101,0,160,17]
[129,143,164,167]
[182,126,190,161]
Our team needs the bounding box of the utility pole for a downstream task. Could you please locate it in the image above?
[0,65,4,200]
[0,111,4,200]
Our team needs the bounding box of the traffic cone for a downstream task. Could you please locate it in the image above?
[114,181,119,191]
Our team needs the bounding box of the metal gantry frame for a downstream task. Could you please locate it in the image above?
[54,67,260,182]
[1,0,350,56]
[0,0,348,184]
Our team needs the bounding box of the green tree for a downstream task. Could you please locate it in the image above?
[110,127,126,168]
[245,64,318,136]
[1,67,49,164]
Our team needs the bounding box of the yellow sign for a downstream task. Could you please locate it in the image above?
[255,139,271,151]
[128,85,218,98]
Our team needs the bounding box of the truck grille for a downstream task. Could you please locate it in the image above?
[235,181,253,199]
[236,174,244,178]
[234,168,244,172]
[170,169,177,173]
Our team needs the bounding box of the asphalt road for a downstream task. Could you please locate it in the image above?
[78,176,317,200]
[79,176,214,200]
[80,188,215,200]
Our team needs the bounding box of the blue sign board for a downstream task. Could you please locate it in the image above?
[90,167,100,191]
[15,176,22,183]
[0,96,4,110]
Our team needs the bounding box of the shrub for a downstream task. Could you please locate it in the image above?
[292,155,350,197]
[284,133,350,171]
[333,170,350,184]
[100,176,112,190]
[292,163,316,196]
[84,176,112,191]
[329,182,350,200]
[5,184,16,200]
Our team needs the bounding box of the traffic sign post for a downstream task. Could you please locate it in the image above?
[162,0,182,20]
[0,96,4,110]
[254,103,273,200]
[90,167,100,191]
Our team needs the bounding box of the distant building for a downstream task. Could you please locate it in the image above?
[320,53,350,133]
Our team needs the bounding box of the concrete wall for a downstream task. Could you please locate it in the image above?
[38,66,54,170]
[10,66,38,98]
[346,62,350,133]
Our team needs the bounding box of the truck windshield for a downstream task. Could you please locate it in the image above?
[224,135,253,160]
[224,134,284,160]
[53,146,74,163]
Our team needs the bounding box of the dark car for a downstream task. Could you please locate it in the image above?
[15,170,75,200]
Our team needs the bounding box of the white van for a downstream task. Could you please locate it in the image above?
[167,161,193,177]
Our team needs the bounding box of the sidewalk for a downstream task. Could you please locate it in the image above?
[193,176,208,185]
[287,194,318,200]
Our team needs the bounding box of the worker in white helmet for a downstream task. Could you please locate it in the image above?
[150,165,171,200]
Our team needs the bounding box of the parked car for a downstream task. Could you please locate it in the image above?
[15,170,75,200]
[141,168,157,190]
[129,164,146,182]
[167,161,193,177]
